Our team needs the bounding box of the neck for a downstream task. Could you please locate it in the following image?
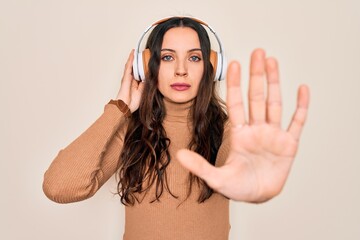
[163,98,193,123]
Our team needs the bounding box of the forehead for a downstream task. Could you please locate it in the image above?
[161,27,201,49]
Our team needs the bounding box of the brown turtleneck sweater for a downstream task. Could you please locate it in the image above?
[43,99,231,240]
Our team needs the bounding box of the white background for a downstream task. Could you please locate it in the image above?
[1,0,360,239]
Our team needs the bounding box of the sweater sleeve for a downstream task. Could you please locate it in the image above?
[43,104,128,204]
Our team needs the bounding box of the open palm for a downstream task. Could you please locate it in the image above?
[177,49,310,203]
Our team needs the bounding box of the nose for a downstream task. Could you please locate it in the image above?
[175,60,188,77]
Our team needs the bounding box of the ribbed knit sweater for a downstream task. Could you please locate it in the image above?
[43,99,231,240]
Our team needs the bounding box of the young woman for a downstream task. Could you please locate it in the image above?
[43,17,310,240]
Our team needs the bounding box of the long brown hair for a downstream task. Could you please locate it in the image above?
[117,17,228,206]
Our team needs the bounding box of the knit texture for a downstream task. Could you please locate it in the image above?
[43,100,232,240]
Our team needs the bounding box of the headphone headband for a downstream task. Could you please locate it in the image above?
[133,17,226,82]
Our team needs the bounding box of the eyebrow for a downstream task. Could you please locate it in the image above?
[161,48,202,53]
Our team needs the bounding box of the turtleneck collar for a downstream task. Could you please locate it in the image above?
[163,98,193,123]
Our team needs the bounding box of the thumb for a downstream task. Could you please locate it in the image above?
[177,149,219,187]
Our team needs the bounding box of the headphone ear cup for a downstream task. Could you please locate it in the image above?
[137,51,145,81]
[211,50,225,81]
[211,50,226,81]
[220,55,227,80]
[141,49,151,81]
[132,50,140,81]
[210,50,218,81]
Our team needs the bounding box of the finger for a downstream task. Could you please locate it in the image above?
[226,61,246,127]
[287,85,310,141]
[265,57,282,127]
[117,50,135,103]
[121,50,135,88]
[176,149,221,190]
[137,80,145,91]
[128,79,144,112]
[130,77,145,93]
[249,49,266,124]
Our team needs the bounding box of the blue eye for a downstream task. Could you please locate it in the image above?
[189,56,201,62]
[161,55,173,61]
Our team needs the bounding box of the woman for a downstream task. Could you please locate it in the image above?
[43,17,310,240]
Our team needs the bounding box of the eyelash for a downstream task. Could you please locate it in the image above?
[161,55,174,61]
[160,55,202,62]
[189,56,201,62]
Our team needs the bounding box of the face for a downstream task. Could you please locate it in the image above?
[158,27,204,104]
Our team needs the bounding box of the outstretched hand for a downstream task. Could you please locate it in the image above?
[116,50,144,112]
[177,49,310,203]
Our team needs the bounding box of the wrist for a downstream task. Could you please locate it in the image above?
[108,99,131,117]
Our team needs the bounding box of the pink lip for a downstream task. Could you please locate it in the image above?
[170,83,191,91]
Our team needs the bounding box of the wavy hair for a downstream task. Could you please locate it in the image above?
[116,17,228,206]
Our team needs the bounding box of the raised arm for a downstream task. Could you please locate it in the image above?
[42,104,127,203]
[43,50,144,203]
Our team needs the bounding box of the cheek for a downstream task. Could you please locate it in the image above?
[158,69,173,97]
[158,82,167,96]
[158,65,170,91]
[158,64,172,80]
[191,65,204,89]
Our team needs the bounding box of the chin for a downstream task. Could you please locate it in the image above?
[165,96,195,104]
